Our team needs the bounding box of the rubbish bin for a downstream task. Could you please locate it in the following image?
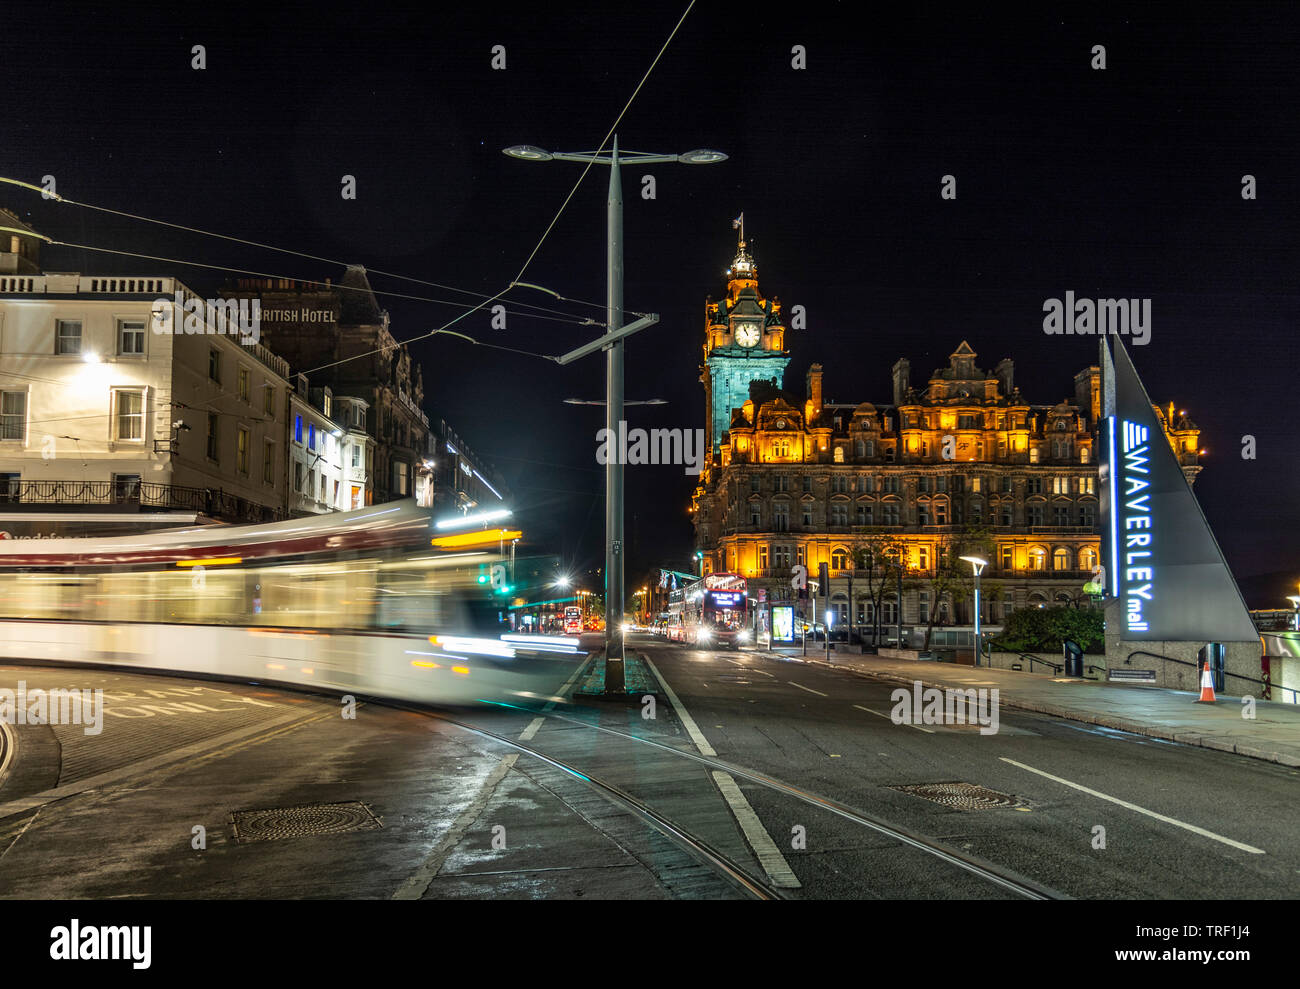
[1063,640,1084,678]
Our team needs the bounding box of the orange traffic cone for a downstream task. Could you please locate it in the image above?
[1195,660,1217,703]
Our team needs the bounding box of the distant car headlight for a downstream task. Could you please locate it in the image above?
[696,629,712,642]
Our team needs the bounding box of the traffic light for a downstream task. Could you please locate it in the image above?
[818,562,829,596]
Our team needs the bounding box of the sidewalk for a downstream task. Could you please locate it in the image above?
[754,646,1300,768]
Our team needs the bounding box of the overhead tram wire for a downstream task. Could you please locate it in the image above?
[0,229,595,329]
[0,176,613,326]
[0,0,693,380]
[507,0,696,287]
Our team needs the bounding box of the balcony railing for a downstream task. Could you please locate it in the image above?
[0,480,287,524]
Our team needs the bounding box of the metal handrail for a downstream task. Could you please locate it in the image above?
[987,640,1063,673]
[1127,649,1300,703]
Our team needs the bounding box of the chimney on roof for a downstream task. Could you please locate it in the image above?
[891,358,911,406]
[805,364,824,419]
[995,358,1014,396]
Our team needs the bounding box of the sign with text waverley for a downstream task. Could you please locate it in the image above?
[1099,336,1257,642]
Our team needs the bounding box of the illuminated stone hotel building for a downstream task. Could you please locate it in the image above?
[689,234,1203,637]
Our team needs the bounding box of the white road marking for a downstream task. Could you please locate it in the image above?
[711,770,801,888]
[642,655,716,757]
[518,717,546,742]
[853,704,935,733]
[643,653,800,889]
[393,753,520,899]
[515,658,590,742]
[788,681,827,697]
[999,757,1265,855]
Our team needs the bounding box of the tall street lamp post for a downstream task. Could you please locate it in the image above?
[505,140,726,676]
[960,555,988,667]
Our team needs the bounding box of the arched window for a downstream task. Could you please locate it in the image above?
[855,439,866,459]
[1080,446,1090,464]
[831,547,850,570]
[1028,546,1046,570]
[1079,546,1098,571]
[833,446,845,463]
[1028,591,1048,609]
[1053,547,1072,571]
[882,595,898,624]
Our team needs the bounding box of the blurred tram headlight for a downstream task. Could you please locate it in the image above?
[737,630,752,644]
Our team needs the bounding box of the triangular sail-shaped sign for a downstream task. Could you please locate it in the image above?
[1099,336,1257,642]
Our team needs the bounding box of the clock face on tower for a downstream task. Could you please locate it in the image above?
[735,322,761,348]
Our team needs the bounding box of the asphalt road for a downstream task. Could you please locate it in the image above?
[610,639,1300,899]
[1,642,1296,900]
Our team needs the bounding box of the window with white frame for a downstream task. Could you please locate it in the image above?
[113,389,145,441]
[118,318,145,356]
[0,391,26,441]
[56,319,82,355]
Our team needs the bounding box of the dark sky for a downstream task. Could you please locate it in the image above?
[5,2,1299,589]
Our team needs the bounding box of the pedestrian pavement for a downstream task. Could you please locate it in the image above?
[750,646,1300,769]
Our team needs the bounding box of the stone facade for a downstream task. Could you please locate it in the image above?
[690,244,1203,641]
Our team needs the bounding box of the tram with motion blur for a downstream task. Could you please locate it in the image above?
[0,501,584,707]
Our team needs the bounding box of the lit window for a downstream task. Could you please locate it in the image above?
[56,320,82,355]
[294,415,303,444]
[114,390,145,440]
[0,391,26,441]
[118,319,145,355]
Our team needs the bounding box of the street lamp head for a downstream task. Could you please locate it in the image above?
[677,149,728,164]
[959,556,988,568]
[503,145,553,161]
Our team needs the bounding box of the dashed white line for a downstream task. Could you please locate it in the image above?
[710,770,801,888]
[643,653,800,889]
[853,704,935,733]
[999,757,1265,855]
[788,681,827,697]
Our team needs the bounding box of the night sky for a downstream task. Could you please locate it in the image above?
[5,3,1299,597]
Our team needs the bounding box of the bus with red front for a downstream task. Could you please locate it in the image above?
[673,574,751,648]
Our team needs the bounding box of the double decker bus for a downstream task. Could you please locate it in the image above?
[668,573,752,648]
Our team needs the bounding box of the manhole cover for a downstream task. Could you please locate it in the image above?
[230,801,383,843]
[886,782,1022,811]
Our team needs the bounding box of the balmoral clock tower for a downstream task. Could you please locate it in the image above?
[701,219,790,454]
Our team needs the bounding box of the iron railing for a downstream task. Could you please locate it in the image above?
[0,480,287,524]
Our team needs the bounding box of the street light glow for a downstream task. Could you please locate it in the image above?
[503,145,553,161]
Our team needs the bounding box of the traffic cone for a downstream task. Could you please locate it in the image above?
[1195,660,1216,703]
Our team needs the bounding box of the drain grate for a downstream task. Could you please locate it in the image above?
[886,782,1022,811]
[230,801,383,843]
